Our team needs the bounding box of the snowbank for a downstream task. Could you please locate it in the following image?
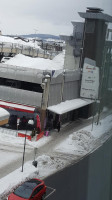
[55,114,112,155]
[84,114,112,138]
[36,155,67,179]
[55,130,95,155]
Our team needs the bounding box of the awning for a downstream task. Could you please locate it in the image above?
[0,100,35,114]
[47,98,94,115]
[0,107,10,125]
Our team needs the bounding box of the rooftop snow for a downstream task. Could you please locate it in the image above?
[47,98,94,114]
[4,51,65,71]
[0,35,40,49]
[0,107,10,121]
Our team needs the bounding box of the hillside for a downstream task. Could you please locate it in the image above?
[21,33,60,40]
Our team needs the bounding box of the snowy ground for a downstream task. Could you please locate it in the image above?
[0,114,112,198]
[55,115,112,155]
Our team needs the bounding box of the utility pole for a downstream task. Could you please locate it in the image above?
[40,74,51,131]
[21,124,27,172]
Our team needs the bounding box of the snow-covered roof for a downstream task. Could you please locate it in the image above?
[0,35,40,49]
[4,51,65,71]
[0,51,65,83]
[0,107,10,125]
[47,98,94,114]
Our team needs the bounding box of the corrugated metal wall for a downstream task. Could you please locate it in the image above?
[63,81,80,101]
[48,70,81,106]
[48,83,62,106]
[0,86,42,107]
[63,70,80,101]
[0,64,43,84]
[0,67,81,108]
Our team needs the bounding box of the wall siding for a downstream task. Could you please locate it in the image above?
[0,86,42,107]
[48,83,62,106]
[63,81,80,101]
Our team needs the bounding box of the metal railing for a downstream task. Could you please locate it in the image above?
[0,42,54,59]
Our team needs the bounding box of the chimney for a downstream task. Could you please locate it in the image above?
[79,8,112,67]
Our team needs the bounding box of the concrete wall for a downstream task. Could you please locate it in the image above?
[64,41,80,70]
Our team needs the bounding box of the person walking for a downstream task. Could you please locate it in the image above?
[57,121,60,132]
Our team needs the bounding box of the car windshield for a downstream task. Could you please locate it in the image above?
[14,182,35,199]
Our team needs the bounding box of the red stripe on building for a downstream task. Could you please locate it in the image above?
[0,100,35,114]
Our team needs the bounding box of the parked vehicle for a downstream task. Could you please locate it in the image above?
[8,178,46,200]
[1,57,11,63]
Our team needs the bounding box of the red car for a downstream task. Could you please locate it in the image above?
[8,178,46,200]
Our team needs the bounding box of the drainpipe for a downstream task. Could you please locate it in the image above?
[61,69,65,102]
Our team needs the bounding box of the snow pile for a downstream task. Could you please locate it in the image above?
[55,130,95,155]
[4,51,65,71]
[70,130,95,152]
[36,154,66,179]
[0,162,39,197]
[55,114,112,155]
[84,114,112,138]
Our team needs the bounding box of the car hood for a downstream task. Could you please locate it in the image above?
[8,193,27,200]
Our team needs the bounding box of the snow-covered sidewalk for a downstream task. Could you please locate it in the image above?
[55,114,112,155]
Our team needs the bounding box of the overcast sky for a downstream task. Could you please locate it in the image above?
[0,0,112,36]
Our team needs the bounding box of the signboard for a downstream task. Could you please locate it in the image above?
[17,118,20,125]
[80,63,99,99]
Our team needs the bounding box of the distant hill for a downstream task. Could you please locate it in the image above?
[21,34,60,40]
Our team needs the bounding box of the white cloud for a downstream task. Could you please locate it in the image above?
[0,0,112,35]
